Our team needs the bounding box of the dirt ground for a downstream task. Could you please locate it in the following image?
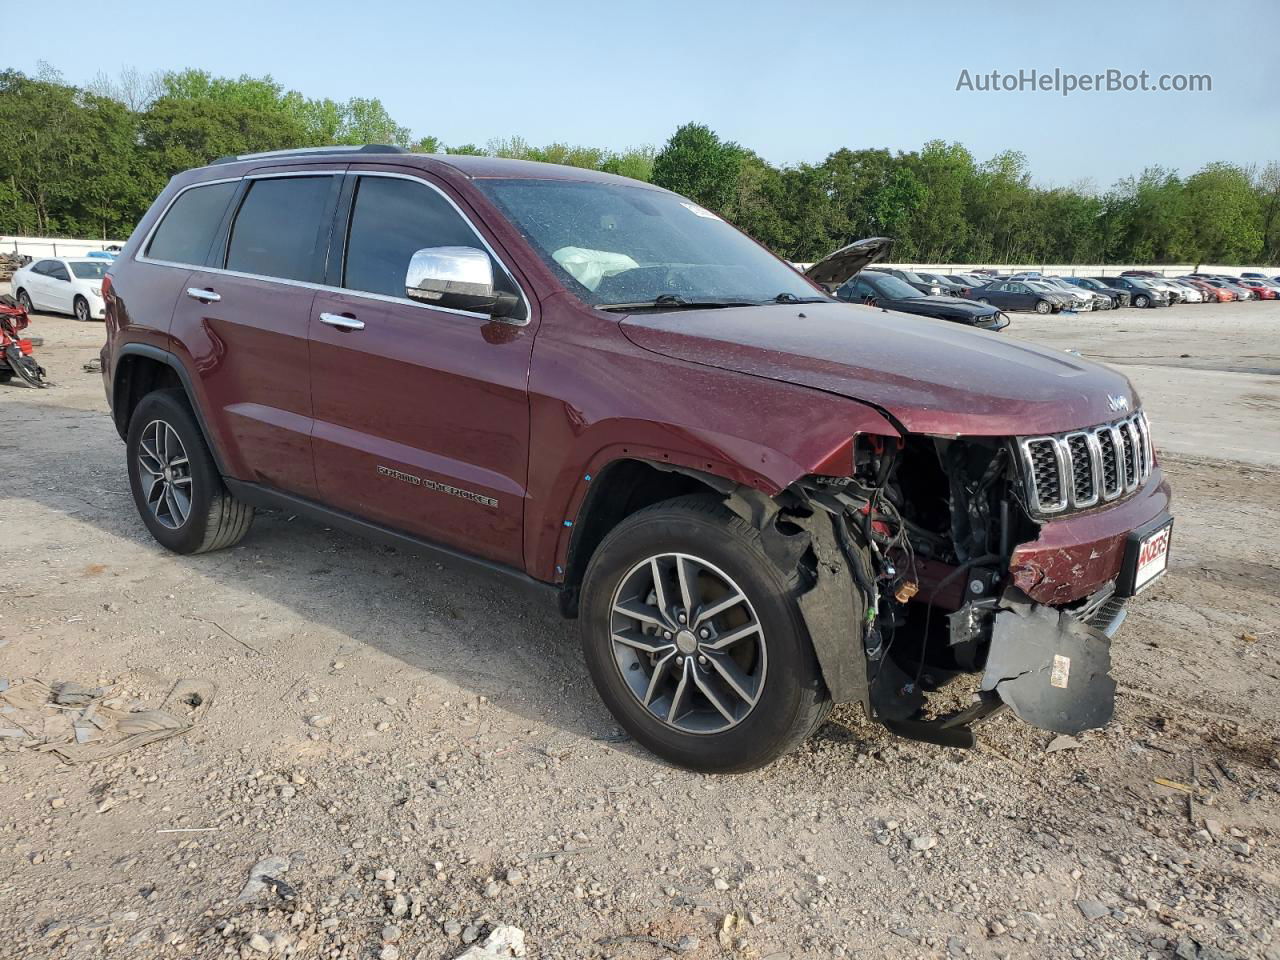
[1,295,1278,960]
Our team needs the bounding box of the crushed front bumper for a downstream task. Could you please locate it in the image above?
[1010,469,1172,606]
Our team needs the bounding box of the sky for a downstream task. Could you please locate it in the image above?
[7,0,1278,190]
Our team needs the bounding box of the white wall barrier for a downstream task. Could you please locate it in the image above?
[2,236,126,259]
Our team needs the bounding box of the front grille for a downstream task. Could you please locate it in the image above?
[1018,411,1153,515]
[1066,434,1094,501]
[1025,438,1062,507]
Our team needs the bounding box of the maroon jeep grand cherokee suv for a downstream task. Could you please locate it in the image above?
[101,145,1173,772]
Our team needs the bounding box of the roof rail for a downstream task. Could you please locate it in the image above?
[211,144,409,165]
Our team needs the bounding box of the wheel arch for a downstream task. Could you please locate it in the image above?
[557,457,734,617]
[111,344,229,475]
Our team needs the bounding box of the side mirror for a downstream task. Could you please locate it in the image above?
[405,246,521,319]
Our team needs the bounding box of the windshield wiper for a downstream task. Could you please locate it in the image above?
[598,294,759,313]
[770,292,830,304]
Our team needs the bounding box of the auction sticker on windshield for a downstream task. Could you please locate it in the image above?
[1134,521,1172,592]
[679,201,722,220]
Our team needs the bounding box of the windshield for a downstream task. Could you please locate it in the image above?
[1026,281,1056,292]
[873,274,923,299]
[69,261,109,280]
[475,178,824,307]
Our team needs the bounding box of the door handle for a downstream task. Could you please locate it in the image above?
[186,287,221,303]
[319,312,365,331]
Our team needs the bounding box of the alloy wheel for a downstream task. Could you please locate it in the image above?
[75,298,89,322]
[136,419,193,529]
[609,552,767,734]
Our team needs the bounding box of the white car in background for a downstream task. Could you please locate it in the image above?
[10,257,110,321]
[1167,279,1205,303]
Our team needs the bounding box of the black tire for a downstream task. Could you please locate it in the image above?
[1134,294,1150,308]
[3,346,45,388]
[977,297,991,305]
[73,296,90,322]
[579,495,831,773]
[125,389,253,554]
[0,369,12,384]
[16,289,33,314]
[1035,299,1051,314]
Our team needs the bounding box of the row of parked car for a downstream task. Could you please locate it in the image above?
[802,238,1280,331]
[877,267,1280,312]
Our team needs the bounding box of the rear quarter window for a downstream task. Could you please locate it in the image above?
[146,181,237,265]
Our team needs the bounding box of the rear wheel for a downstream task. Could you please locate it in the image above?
[580,496,831,773]
[977,297,991,305]
[126,390,253,554]
[1035,299,1051,314]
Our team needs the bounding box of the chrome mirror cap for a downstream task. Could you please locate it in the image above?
[406,246,496,308]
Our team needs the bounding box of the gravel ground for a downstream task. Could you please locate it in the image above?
[1,297,1278,960]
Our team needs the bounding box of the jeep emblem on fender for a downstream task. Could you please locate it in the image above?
[1107,394,1129,412]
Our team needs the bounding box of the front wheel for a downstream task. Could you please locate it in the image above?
[16,289,33,314]
[126,390,253,554]
[977,297,991,305]
[73,296,90,322]
[579,496,831,773]
[1134,294,1150,308]
[1035,299,1051,314]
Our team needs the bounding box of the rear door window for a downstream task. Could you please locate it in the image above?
[146,181,237,265]
[341,175,514,302]
[225,176,336,282]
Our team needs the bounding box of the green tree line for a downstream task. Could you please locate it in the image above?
[2,65,1277,265]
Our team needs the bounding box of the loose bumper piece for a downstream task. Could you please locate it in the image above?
[980,599,1116,735]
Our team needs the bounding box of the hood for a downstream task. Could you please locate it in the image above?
[891,296,997,317]
[803,237,893,289]
[619,302,1135,437]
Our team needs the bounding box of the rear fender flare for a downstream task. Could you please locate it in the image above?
[112,343,230,476]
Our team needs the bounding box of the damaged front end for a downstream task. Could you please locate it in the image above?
[775,431,1154,748]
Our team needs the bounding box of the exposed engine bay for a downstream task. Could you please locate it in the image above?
[773,434,1127,747]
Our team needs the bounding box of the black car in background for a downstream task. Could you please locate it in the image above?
[835,271,1010,330]
[914,271,969,296]
[966,279,1067,314]
[1088,276,1168,308]
[865,266,944,296]
[1061,276,1131,308]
